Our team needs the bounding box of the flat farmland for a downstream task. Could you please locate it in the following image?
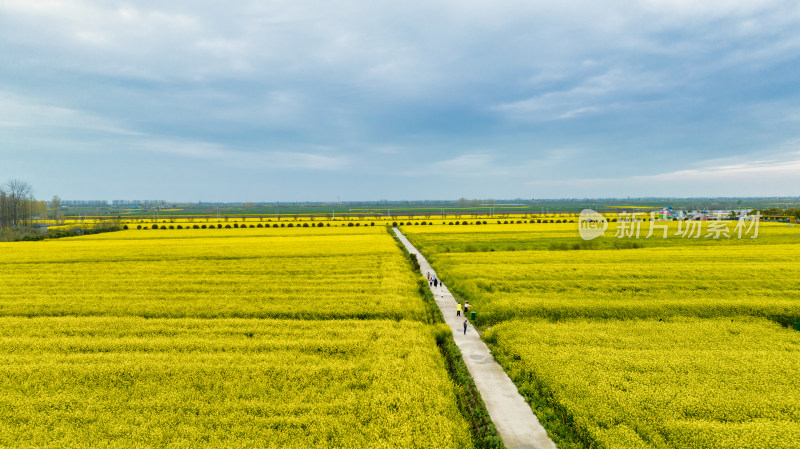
[0,317,472,449]
[402,221,800,448]
[486,318,800,449]
[403,223,800,324]
[404,222,800,253]
[0,226,480,448]
[0,227,426,320]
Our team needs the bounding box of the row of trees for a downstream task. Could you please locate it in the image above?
[759,207,800,220]
[0,180,48,229]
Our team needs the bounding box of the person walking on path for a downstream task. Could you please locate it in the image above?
[456,303,462,317]
[463,319,468,335]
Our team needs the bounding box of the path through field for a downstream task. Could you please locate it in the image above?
[394,228,557,449]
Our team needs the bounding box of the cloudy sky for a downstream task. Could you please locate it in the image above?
[2,0,800,201]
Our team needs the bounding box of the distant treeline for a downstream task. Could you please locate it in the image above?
[758,207,800,219]
[58,197,800,218]
[0,180,47,230]
[0,179,115,242]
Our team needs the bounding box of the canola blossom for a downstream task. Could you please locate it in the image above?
[0,317,473,449]
[403,221,800,448]
[0,226,480,447]
[0,227,426,320]
[485,318,800,449]
[403,223,800,325]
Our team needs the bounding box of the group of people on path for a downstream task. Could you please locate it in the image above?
[428,272,471,335]
[455,301,470,317]
[458,302,471,334]
[427,272,440,288]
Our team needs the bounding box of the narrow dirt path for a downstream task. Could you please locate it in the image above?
[393,228,557,449]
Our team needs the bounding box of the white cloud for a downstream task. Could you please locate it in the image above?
[525,148,800,197]
[400,148,585,178]
[640,0,785,18]
[491,68,668,121]
[436,153,493,170]
[368,145,404,155]
[398,153,503,177]
[2,0,800,199]
[0,91,143,136]
[0,90,347,171]
[136,139,348,171]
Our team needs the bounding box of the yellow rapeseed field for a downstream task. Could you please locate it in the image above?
[403,222,800,324]
[0,227,426,320]
[0,226,483,447]
[0,317,473,449]
[402,220,800,448]
[485,318,800,449]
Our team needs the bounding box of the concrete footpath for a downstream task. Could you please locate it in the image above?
[393,228,557,449]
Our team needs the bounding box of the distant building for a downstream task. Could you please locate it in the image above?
[61,200,109,207]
